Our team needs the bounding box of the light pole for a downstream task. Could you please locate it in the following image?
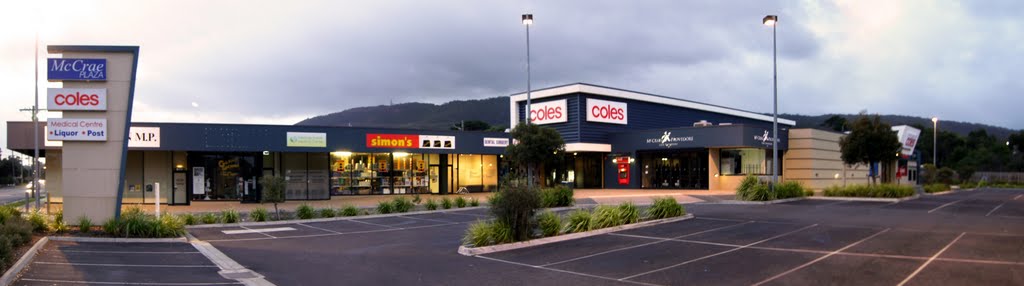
[522,14,533,125]
[932,117,938,167]
[763,15,779,192]
[32,29,40,210]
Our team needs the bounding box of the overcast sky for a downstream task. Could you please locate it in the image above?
[2,0,1023,156]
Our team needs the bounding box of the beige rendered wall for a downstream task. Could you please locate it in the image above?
[784,129,869,190]
[45,150,63,203]
[708,148,752,191]
[60,50,136,223]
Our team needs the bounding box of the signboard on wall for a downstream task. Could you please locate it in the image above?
[586,98,628,125]
[483,137,510,147]
[47,118,107,141]
[420,135,455,150]
[47,88,107,111]
[47,58,107,81]
[286,132,327,147]
[528,99,567,125]
[128,127,160,148]
[192,167,206,195]
[367,134,419,148]
[892,125,921,155]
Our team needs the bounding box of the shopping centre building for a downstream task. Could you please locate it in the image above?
[5,46,919,222]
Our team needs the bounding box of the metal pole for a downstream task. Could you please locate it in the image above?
[526,23,532,125]
[33,29,40,210]
[771,22,778,193]
[933,120,937,167]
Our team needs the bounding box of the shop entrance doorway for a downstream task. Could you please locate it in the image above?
[187,153,262,201]
[640,149,709,189]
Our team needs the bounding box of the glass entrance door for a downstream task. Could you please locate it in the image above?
[172,172,188,205]
[640,149,709,189]
[188,153,261,201]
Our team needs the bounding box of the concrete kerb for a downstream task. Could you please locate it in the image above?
[806,194,920,203]
[457,213,695,256]
[185,206,489,229]
[710,197,807,205]
[186,233,275,286]
[47,236,188,243]
[0,237,49,286]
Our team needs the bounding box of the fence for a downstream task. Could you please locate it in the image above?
[971,172,1024,184]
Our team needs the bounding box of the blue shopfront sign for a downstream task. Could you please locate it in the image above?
[48,58,107,81]
[608,124,788,152]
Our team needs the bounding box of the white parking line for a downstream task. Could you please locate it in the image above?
[443,211,490,218]
[58,250,201,254]
[752,228,891,286]
[927,199,965,213]
[986,202,1006,217]
[239,225,277,238]
[347,218,402,229]
[222,227,294,235]
[1015,194,1022,200]
[296,223,342,234]
[619,224,819,281]
[560,221,755,267]
[33,261,218,268]
[897,232,966,286]
[203,222,462,243]
[17,279,242,285]
[475,255,660,286]
[399,215,457,223]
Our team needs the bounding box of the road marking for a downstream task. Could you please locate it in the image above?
[1015,194,1022,200]
[399,215,456,223]
[475,255,660,286]
[203,222,462,243]
[221,227,294,235]
[33,261,218,268]
[986,202,1006,217]
[752,228,891,286]
[570,221,756,267]
[58,250,201,254]
[443,211,489,218]
[897,232,966,286]
[18,279,242,285]
[296,223,341,234]
[619,224,819,281]
[348,219,402,229]
[927,199,965,213]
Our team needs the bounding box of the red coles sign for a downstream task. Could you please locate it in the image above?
[46,88,107,111]
[527,99,568,125]
[586,98,628,125]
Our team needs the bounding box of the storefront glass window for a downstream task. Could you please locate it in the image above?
[482,155,498,192]
[720,148,780,176]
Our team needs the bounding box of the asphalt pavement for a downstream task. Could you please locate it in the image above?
[0,184,30,205]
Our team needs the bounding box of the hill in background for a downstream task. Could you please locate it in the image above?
[295,97,1020,138]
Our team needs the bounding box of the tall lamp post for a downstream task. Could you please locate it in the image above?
[932,117,938,167]
[763,15,779,192]
[522,14,533,125]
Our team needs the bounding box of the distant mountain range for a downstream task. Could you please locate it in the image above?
[295,97,1020,138]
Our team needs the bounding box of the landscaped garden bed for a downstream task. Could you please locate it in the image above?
[733,175,812,203]
[820,184,917,201]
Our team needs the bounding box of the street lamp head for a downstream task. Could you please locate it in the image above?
[522,14,533,26]
[763,15,778,26]
[931,117,938,123]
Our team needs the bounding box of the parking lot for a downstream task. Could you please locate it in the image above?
[13,188,1022,286]
[12,240,241,286]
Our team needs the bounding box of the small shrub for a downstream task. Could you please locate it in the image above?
[296,204,316,219]
[319,208,337,218]
[50,210,69,233]
[490,221,513,244]
[102,207,185,238]
[102,218,119,235]
[489,183,541,241]
[737,175,777,201]
[536,211,562,237]
[341,205,359,216]
[0,212,32,245]
[470,197,480,207]
[540,185,574,208]
[200,213,219,224]
[803,189,815,197]
[463,221,494,247]
[376,201,394,214]
[824,184,915,198]
[28,210,48,232]
[157,214,186,237]
[565,209,592,233]
[736,175,760,199]
[250,208,269,222]
[221,209,241,223]
[0,236,13,271]
[441,197,453,209]
[455,197,467,208]
[618,202,639,224]
[775,181,807,199]
[425,199,438,210]
[77,216,93,233]
[392,197,414,213]
[589,205,624,230]
[924,183,950,193]
[412,194,422,205]
[647,197,685,219]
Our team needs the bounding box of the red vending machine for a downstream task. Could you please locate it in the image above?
[617,156,630,185]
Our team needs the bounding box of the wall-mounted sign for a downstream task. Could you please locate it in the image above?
[483,137,510,147]
[892,125,921,155]
[286,132,327,147]
[367,134,418,148]
[47,118,107,141]
[128,127,160,148]
[47,88,107,111]
[420,135,455,150]
[47,58,107,81]
[586,98,628,125]
[528,99,567,125]
[645,131,694,148]
[753,130,780,147]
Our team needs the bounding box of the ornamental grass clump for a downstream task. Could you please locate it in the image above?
[28,210,48,232]
[618,202,640,224]
[425,199,438,210]
[180,213,198,225]
[441,197,453,209]
[924,183,950,194]
[376,201,394,214]
[540,185,574,208]
[200,213,219,224]
[221,209,241,223]
[102,206,185,238]
[589,205,625,230]
[455,197,468,208]
[536,211,562,237]
[488,183,541,241]
[296,204,316,219]
[392,197,414,213]
[646,197,685,220]
[564,209,592,233]
[250,208,269,222]
[462,220,513,247]
[77,216,93,233]
[341,205,360,217]
[469,197,480,207]
[319,208,337,218]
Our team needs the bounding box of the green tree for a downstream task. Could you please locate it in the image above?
[259,175,286,220]
[820,115,848,132]
[505,123,565,187]
[839,114,901,185]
